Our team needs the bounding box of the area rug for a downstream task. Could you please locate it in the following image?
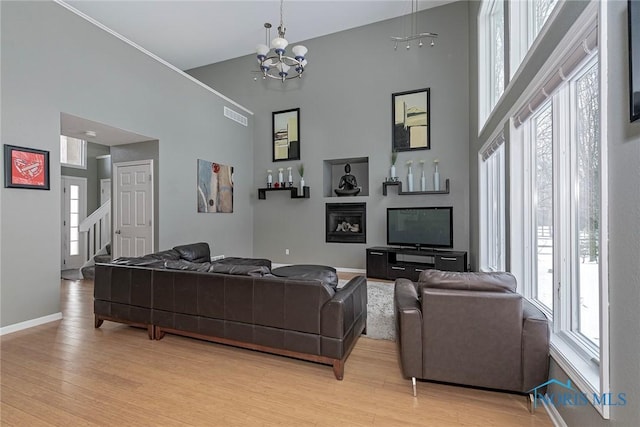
[339,279,395,341]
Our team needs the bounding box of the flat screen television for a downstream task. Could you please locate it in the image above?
[387,206,453,249]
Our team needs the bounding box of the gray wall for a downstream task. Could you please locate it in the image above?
[468,1,640,425]
[61,142,111,214]
[110,140,160,251]
[0,1,254,327]
[189,1,470,269]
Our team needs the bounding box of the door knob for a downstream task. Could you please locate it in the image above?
[115,230,121,234]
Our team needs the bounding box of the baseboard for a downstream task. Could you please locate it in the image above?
[0,312,63,336]
[335,267,366,274]
[540,393,568,427]
[271,264,365,275]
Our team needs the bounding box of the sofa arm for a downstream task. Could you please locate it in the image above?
[394,278,422,379]
[321,276,367,339]
[522,299,550,391]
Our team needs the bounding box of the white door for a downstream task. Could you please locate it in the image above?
[113,160,153,258]
[61,176,87,269]
[100,178,111,205]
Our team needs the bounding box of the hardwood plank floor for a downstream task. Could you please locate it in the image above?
[1,278,553,426]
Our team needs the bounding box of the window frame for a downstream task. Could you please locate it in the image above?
[509,0,561,79]
[478,0,506,128]
[479,133,506,272]
[60,135,87,170]
[514,49,609,417]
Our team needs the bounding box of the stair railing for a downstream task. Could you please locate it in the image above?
[79,200,111,263]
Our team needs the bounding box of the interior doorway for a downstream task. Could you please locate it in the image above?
[61,176,87,270]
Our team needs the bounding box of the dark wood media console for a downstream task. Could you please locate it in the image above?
[366,246,467,281]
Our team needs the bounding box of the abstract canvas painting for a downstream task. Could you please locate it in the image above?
[197,159,233,213]
[4,144,50,190]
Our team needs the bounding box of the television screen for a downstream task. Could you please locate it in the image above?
[387,207,453,249]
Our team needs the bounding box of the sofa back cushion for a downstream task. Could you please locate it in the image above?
[173,242,211,263]
[418,269,517,293]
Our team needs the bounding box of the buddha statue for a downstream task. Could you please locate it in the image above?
[335,163,361,196]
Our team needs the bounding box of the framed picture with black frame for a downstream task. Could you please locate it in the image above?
[4,144,50,190]
[392,88,431,151]
[629,0,640,122]
[272,108,300,162]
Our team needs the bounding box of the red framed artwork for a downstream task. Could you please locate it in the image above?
[4,144,50,190]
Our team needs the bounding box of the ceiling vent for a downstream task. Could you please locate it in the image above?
[224,106,248,127]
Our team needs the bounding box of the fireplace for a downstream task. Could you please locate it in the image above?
[326,203,366,243]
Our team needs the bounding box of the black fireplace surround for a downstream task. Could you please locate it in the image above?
[326,203,366,243]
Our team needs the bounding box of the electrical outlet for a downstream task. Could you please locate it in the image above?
[285,249,290,255]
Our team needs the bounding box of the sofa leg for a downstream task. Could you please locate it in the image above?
[94,316,103,328]
[412,377,417,397]
[528,393,535,414]
[332,360,344,380]
[147,325,154,340]
[154,327,166,340]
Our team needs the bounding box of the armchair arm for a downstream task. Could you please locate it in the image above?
[522,299,551,391]
[394,278,422,379]
[321,276,367,339]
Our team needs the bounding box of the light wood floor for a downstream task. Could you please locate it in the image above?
[1,278,553,426]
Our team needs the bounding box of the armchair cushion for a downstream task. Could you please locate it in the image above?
[418,269,517,293]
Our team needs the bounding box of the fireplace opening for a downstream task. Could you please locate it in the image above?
[326,203,366,243]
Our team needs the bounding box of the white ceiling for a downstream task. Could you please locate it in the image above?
[64,0,455,71]
[61,113,154,146]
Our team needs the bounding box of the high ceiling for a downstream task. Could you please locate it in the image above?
[64,0,455,71]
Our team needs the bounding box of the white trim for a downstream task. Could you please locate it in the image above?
[96,154,111,160]
[597,0,610,419]
[0,313,63,336]
[269,264,366,275]
[540,393,569,427]
[335,267,366,274]
[54,1,253,116]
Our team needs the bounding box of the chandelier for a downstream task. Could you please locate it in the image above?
[255,0,308,82]
[391,0,437,50]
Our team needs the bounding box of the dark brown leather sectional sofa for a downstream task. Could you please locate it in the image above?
[94,243,367,379]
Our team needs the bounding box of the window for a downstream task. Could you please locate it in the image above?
[69,184,80,256]
[479,0,505,126]
[510,0,559,78]
[531,102,554,312]
[60,135,86,169]
[572,62,600,348]
[516,53,607,413]
[480,135,505,272]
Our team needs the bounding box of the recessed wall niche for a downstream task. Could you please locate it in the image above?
[322,157,369,197]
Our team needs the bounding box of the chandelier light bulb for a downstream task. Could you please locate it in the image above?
[256,44,269,58]
[419,40,423,47]
[292,45,308,60]
[406,43,411,50]
[271,37,288,54]
[431,39,435,47]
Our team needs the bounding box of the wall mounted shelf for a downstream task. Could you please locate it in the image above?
[258,186,310,200]
[382,179,449,196]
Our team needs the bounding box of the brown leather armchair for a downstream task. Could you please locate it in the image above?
[394,269,550,397]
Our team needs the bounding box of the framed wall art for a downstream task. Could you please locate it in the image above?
[392,88,430,151]
[272,108,300,162]
[197,159,234,213]
[4,144,50,190]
